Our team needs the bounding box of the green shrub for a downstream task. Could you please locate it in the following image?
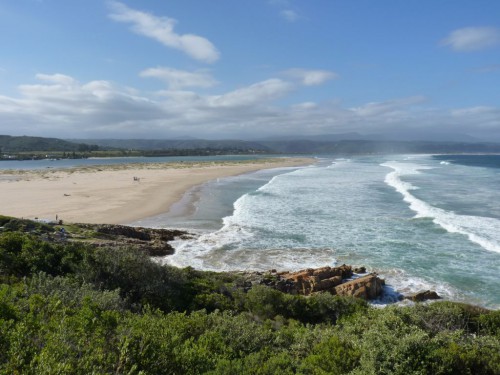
[79,246,190,312]
[0,232,85,277]
[478,309,500,336]
[429,333,500,375]
[25,273,125,312]
[409,301,487,336]
[300,335,361,374]
[208,350,295,375]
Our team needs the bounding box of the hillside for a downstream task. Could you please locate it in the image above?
[3,134,500,158]
[0,135,98,153]
[83,137,500,155]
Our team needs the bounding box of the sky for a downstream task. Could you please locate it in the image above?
[0,0,499,140]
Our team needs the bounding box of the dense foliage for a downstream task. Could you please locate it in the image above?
[0,224,499,374]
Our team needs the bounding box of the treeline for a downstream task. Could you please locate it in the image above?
[141,147,268,157]
[85,137,500,155]
[0,135,99,154]
[0,216,499,374]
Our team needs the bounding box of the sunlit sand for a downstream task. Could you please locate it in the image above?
[0,158,313,224]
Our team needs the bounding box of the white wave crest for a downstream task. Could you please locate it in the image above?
[382,161,500,254]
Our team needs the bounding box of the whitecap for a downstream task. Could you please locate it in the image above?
[381,161,500,254]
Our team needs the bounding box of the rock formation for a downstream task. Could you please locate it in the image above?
[404,290,441,302]
[334,274,385,300]
[70,223,191,256]
[257,265,385,300]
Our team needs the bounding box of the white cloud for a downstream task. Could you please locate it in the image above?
[441,27,500,52]
[269,0,301,22]
[207,79,293,108]
[351,96,427,117]
[292,102,318,110]
[35,73,77,85]
[2,74,166,136]
[281,10,299,22]
[1,73,499,141]
[140,67,218,89]
[285,69,338,86]
[108,1,220,63]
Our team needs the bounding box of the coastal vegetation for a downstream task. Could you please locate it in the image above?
[0,215,499,374]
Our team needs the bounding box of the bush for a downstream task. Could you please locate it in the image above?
[79,246,190,312]
[0,232,85,277]
[478,309,500,337]
[300,335,361,374]
[409,301,488,336]
[241,285,368,324]
[25,273,125,312]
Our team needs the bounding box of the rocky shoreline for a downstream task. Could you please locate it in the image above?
[67,223,442,303]
[243,266,441,302]
[75,223,193,256]
[0,217,441,303]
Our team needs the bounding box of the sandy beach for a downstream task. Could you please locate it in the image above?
[0,158,313,224]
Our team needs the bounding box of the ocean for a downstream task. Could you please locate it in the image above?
[134,154,500,309]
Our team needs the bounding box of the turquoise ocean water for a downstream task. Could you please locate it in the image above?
[134,154,500,308]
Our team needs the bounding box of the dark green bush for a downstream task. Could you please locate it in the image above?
[79,246,188,312]
[300,335,361,374]
[0,232,84,277]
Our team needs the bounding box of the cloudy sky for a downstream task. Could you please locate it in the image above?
[0,0,499,140]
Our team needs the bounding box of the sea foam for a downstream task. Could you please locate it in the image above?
[382,161,500,254]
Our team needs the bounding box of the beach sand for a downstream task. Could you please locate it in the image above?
[0,158,313,224]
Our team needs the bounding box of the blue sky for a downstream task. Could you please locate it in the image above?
[0,0,499,140]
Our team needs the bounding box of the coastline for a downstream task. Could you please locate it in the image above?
[0,157,314,225]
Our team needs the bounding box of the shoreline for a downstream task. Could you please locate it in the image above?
[0,157,314,225]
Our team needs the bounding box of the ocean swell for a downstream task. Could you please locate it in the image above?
[382,161,500,254]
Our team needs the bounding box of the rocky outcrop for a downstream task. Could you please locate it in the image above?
[404,290,441,302]
[335,274,385,300]
[93,224,187,242]
[277,265,353,295]
[353,266,366,273]
[73,224,192,256]
[256,265,385,300]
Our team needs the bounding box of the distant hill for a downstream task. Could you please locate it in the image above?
[0,135,98,153]
[81,137,500,155]
[77,138,272,152]
[3,135,500,156]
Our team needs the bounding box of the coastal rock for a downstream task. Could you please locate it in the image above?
[75,223,191,256]
[94,224,187,242]
[255,266,385,300]
[273,265,353,295]
[334,274,385,300]
[353,266,366,274]
[404,290,441,302]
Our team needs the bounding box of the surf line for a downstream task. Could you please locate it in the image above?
[381,162,500,254]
